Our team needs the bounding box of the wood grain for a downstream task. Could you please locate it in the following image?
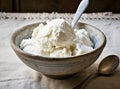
[0,0,120,12]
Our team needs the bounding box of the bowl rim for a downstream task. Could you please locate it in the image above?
[10,22,106,61]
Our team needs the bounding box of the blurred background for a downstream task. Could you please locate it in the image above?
[0,0,120,13]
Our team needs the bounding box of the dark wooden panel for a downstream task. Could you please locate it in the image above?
[108,0,120,13]
[18,0,120,13]
[0,0,12,12]
[55,0,81,13]
[86,0,120,13]
[19,0,57,12]
[86,0,110,12]
[0,0,120,12]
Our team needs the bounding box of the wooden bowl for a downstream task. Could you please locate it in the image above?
[11,22,106,79]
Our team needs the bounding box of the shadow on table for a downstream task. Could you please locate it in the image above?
[34,64,120,89]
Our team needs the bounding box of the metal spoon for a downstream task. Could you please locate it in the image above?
[74,55,119,89]
[71,0,89,28]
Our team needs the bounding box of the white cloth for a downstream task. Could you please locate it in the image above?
[0,12,120,89]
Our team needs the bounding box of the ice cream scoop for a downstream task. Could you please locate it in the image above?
[72,0,89,28]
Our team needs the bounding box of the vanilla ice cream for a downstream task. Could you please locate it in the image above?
[20,19,94,57]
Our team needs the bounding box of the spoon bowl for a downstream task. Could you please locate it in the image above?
[98,55,119,75]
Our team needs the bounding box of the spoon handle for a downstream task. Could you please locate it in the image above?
[71,0,89,28]
[73,71,98,89]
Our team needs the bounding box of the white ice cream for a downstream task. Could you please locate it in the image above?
[20,19,94,57]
